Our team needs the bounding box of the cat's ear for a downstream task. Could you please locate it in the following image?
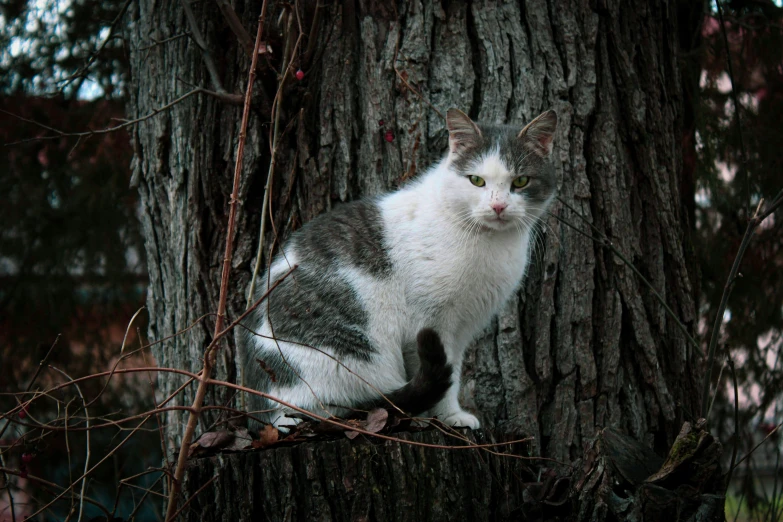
[518,110,557,157]
[446,109,482,154]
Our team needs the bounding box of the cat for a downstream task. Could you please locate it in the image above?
[241,108,557,430]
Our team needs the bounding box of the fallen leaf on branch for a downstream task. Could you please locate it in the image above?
[345,408,388,439]
[189,430,235,457]
[252,424,280,449]
[365,408,389,433]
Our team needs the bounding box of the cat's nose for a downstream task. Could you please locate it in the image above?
[491,202,507,216]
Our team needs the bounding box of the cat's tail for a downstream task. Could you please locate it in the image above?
[364,328,452,416]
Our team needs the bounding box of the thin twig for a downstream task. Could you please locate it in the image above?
[49,367,91,522]
[126,474,165,520]
[731,420,783,472]
[552,197,699,349]
[0,334,60,442]
[138,32,191,52]
[168,475,217,521]
[1,89,202,144]
[2,270,295,428]
[5,366,532,452]
[706,357,727,419]
[211,379,534,451]
[181,0,227,93]
[21,416,154,521]
[247,1,297,309]
[0,467,112,518]
[61,0,133,89]
[0,453,15,522]
[302,1,322,67]
[164,12,269,521]
[724,355,740,492]
[701,198,778,417]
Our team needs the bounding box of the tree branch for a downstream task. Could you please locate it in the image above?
[214,0,255,57]
[180,0,228,94]
[1,89,217,146]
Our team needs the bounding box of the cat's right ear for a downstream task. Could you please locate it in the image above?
[446,109,481,154]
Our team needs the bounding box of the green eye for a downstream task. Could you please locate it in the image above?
[469,175,486,187]
[512,176,530,189]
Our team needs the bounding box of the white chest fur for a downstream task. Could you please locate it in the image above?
[380,166,532,349]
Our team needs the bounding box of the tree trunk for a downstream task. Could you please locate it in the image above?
[181,422,723,522]
[127,0,707,511]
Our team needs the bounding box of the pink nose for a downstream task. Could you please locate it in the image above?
[491,203,507,216]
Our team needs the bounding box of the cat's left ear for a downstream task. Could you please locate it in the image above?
[518,110,557,157]
[446,108,482,154]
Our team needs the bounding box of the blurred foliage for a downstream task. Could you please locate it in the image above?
[696,0,783,419]
[694,0,783,515]
[0,96,144,354]
[0,0,129,98]
[0,1,155,519]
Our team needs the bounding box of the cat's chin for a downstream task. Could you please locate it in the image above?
[477,217,517,232]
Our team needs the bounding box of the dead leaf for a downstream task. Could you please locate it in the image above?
[364,408,388,433]
[189,430,235,457]
[252,424,279,449]
[345,409,388,439]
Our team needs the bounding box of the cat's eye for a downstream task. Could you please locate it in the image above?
[512,176,530,189]
[469,175,486,187]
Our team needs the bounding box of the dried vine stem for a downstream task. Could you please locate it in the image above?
[49,367,91,522]
[164,12,268,521]
[246,1,302,310]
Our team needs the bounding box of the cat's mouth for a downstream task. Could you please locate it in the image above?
[479,215,515,231]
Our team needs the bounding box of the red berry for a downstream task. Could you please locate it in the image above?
[18,406,27,419]
[22,453,33,464]
[19,465,28,479]
[378,119,385,126]
[384,130,394,143]
[295,69,304,81]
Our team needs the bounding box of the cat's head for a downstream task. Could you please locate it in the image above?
[442,109,557,232]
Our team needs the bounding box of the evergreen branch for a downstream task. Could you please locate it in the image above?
[716,0,752,216]
[60,0,133,91]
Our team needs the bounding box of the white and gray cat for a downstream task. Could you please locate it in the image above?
[241,108,557,429]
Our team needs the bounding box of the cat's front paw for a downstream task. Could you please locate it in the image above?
[440,410,481,429]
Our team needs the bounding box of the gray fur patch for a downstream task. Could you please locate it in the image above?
[266,269,375,360]
[248,199,390,374]
[294,199,392,277]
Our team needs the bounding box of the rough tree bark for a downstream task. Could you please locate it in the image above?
[126,0,710,518]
